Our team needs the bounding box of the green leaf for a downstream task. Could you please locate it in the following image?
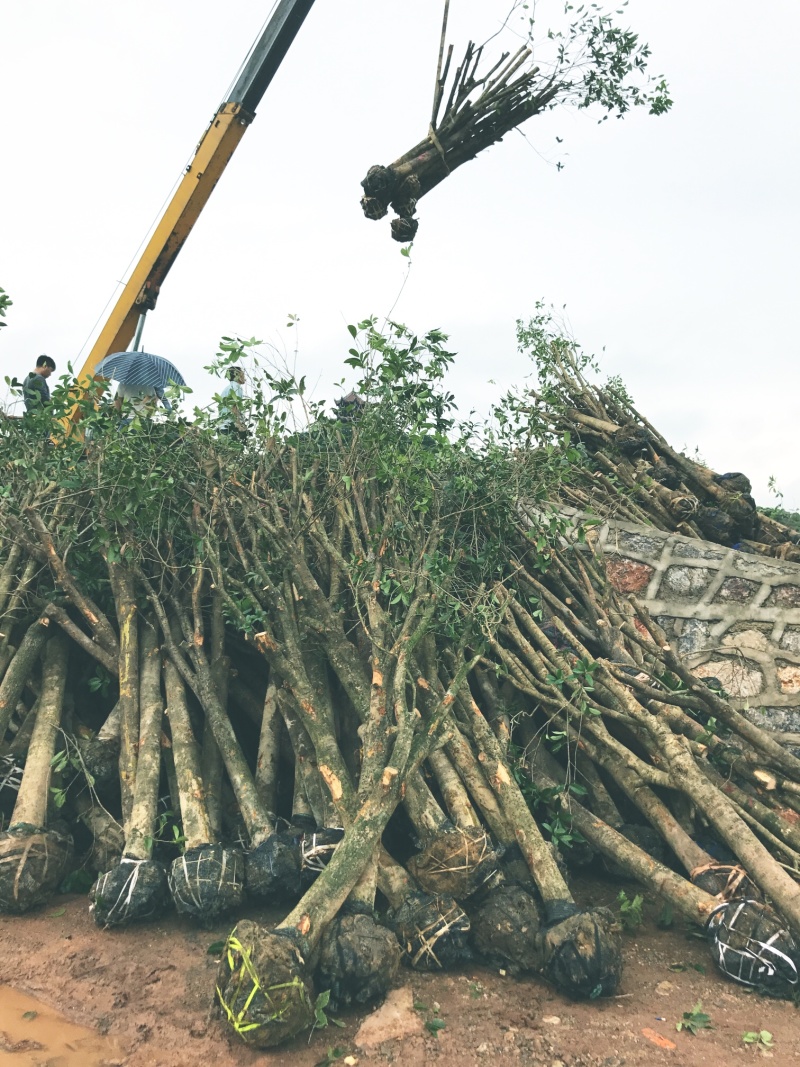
[207,940,225,955]
[22,1011,38,1020]
[425,1018,446,1035]
[48,907,66,918]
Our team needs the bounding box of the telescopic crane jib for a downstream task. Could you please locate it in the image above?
[75,0,316,393]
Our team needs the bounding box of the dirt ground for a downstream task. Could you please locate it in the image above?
[1,886,798,1067]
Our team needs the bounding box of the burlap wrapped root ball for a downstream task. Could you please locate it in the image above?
[406,828,499,901]
[388,890,472,970]
[541,907,622,999]
[470,885,544,975]
[168,844,244,925]
[315,911,401,1009]
[0,825,73,913]
[216,920,315,1048]
[91,856,169,928]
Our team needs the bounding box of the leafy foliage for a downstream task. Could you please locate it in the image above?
[675,1001,713,1035]
[0,286,11,330]
[617,890,644,933]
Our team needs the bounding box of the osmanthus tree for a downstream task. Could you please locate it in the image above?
[360,0,672,239]
[2,319,800,1049]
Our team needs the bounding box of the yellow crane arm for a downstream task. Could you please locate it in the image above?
[75,0,316,387]
[82,104,250,376]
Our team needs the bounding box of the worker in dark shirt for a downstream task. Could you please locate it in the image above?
[22,355,56,412]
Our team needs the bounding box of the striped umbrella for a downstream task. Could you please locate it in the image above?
[94,351,186,389]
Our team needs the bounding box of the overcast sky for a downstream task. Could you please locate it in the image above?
[2,1,798,507]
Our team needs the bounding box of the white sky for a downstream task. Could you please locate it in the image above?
[1,1,798,507]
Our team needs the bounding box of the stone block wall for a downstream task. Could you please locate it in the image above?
[582,517,800,733]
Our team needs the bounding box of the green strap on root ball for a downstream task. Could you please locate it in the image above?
[215,920,315,1048]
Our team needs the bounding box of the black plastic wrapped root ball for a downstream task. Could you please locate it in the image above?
[361,196,388,221]
[77,735,120,786]
[707,899,799,999]
[216,920,315,1049]
[315,912,401,1010]
[695,506,738,545]
[168,844,244,925]
[0,825,74,914]
[406,828,499,902]
[246,831,302,902]
[691,862,761,903]
[390,197,417,218]
[470,885,544,975]
[388,890,472,971]
[299,828,344,891]
[615,422,650,458]
[391,216,419,243]
[396,173,421,199]
[361,164,401,201]
[541,907,622,999]
[91,856,169,928]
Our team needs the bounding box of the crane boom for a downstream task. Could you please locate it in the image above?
[76,0,316,383]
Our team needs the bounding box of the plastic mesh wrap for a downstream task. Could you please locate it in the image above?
[706,899,799,998]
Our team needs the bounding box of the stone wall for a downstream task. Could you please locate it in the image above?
[583,517,800,733]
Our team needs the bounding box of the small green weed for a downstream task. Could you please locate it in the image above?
[315,1048,346,1067]
[617,890,644,933]
[676,1001,713,1036]
[742,1030,774,1050]
[312,990,345,1033]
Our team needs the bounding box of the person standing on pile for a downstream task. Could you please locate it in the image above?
[22,355,56,413]
[114,383,172,427]
[216,365,247,439]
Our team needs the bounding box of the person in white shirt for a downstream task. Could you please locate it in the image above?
[114,382,172,426]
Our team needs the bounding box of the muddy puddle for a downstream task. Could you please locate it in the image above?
[0,986,123,1066]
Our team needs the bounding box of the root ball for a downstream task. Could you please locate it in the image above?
[707,899,799,998]
[246,832,302,902]
[361,164,401,200]
[316,912,401,1009]
[391,216,419,242]
[168,844,244,925]
[691,862,761,902]
[406,828,499,901]
[361,196,388,221]
[216,920,315,1048]
[91,856,169,927]
[470,885,544,974]
[542,907,622,999]
[0,825,74,913]
[388,890,472,970]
